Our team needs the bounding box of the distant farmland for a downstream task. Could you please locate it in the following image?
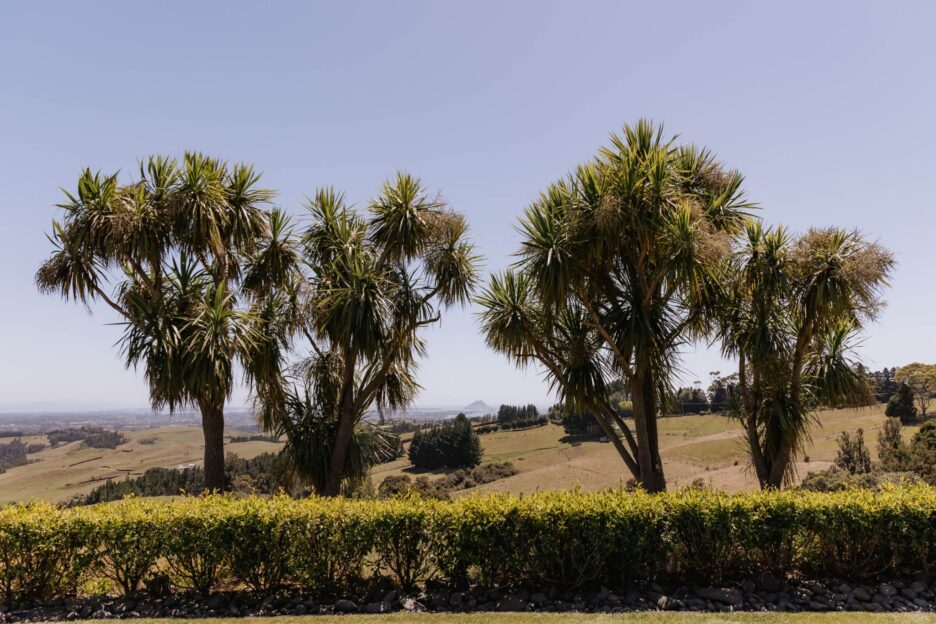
[0,403,908,504]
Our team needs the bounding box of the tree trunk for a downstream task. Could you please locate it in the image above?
[765,438,791,489]
[738,355,770,488]
[199,399,226,492]
[630,358,666,493]
[591,406,640,479]
[322,403,355,497]
[745,414,770,488]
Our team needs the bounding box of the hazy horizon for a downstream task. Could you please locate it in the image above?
[2,1,935,410]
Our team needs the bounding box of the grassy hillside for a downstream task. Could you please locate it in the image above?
[0,426,282,504]
[373,403,913,494]
[0,404,917,504]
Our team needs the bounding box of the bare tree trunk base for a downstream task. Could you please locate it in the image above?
[200,401,226,493]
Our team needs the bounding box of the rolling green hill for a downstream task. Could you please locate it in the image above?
[0,426,282,504]
[0,403,914,504]
[374,403,910,495]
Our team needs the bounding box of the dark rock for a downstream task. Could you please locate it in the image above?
[206,595,228,611]
[879,583,898,597]
[365,602,386,614]
[334,599,358,613]
[292,604,306,615]
[65,613,79,621]
[853,587,872,602]
[740,580,755,593]
[449,593,463,607]
[697,587,743,607]
[428,592,450,609]
[496,596,529,612]
[753,573,784,593]
[911,581,929,594]
[529,593,547,606]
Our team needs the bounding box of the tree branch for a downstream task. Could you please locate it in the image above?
[575,285,634,378]
[91,284,130,318]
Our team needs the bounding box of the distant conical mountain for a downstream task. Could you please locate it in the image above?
[463,400,493,411]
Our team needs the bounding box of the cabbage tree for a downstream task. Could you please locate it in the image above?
[256,174,480,496]
[715,223,894,488]
[36,154,286,490]
[479,121,752,491]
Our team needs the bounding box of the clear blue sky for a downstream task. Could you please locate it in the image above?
[1,1,934,411]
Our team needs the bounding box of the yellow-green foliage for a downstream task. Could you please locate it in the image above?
[3,487,936,605]
[0,502,94,604]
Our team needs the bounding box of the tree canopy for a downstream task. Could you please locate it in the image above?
[895,363,936,418]
[715,223,893,487]
[254,174,481,495]
[36,154,285,489]
[478,120,753,491]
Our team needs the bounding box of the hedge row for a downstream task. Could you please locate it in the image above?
[3,487,936,605]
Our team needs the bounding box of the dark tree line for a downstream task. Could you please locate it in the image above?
[228,434,280,443]
[550,402,635,436]
[866,366,899,403]
[0,439,45,473]
[673,387,709,414]
[408,414,483,469]
[496,404,546,430]
[46,427,127,449]
[83,430,128,449]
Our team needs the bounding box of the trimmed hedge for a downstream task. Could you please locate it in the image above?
[2,487,936,605]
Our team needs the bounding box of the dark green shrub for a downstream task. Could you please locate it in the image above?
[886,383,918,422]
[878,417,911,471]
[799,467,921,492]
[835,428,873,474]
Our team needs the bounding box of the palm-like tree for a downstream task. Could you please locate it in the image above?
[270,382,399,494]
[478,120,753,492]
[715,223,894,488]
[36,154,285,490]
[255,174,480,496]
[477,271,642,477]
